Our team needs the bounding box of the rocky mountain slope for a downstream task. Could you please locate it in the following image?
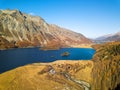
[0,42,120,90]
[0,9,92,49]
[94,32,120,43]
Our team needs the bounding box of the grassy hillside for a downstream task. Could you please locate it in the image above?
[0,61,93,90]
[92,42,120,90]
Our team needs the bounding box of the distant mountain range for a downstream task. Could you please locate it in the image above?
[93,32,120,43]
[0,9,92,49]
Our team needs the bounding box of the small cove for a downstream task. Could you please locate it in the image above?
[0,47,95,73]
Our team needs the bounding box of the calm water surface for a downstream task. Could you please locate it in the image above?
[0,48,95,73]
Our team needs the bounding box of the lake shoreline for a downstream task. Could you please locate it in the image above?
[0,47,95,73]
[0,44,93,51]
[31,60,92,65]
[0,60,93,90]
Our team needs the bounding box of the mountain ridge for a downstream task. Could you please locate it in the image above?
[94,32,120,43]
[0,9,92,49]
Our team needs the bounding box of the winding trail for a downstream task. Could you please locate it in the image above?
[47,64,91,90]
[63,73,91,90]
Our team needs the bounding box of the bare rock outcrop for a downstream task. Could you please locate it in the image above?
[0,9,92,49]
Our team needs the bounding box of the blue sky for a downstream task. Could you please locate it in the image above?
[0,0,120,38]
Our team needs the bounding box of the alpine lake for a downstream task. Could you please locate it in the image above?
[0,47,95,73]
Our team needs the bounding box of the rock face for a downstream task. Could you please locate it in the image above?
[0,9,92,49]
[92,42,120,90]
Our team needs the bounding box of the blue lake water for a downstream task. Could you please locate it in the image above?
[0,48,95,73]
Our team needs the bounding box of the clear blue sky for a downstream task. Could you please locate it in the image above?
[0,0,120,38]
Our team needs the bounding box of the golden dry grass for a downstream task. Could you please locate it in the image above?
[0,60,93,90]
